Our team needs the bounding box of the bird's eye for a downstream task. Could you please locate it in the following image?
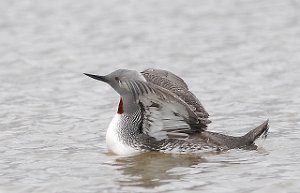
[115,77,119,81]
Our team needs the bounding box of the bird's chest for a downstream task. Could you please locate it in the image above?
[106,114,139,155]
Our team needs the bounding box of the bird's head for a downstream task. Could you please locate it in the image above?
[84,69,145,97]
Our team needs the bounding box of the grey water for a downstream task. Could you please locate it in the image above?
[1,0,300,192]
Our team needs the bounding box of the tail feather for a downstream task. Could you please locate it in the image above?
[242,119,269,145]
[194,119,269,149]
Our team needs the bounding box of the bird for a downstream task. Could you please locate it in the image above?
[84,68,269,155]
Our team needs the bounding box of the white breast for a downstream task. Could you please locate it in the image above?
[106,114,139,155]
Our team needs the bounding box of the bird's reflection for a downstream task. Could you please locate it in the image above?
[113,152,207,188]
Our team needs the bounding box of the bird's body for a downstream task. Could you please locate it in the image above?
[85,68,269,155]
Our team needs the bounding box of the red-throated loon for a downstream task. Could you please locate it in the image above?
[84,68,269,155]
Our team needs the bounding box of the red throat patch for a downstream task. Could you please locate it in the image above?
[117,97,124,114]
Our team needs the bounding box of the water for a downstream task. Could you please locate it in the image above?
[1,0,300,192]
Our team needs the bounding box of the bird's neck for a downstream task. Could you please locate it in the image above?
[117,96,139,115]
[114,96,142,135]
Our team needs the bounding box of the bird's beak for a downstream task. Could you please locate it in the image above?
[84,73,108,82]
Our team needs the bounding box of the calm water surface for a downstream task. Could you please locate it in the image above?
[1,0,300,192]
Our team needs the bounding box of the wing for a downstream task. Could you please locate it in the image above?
[140,100,193,140]
[141,68,210,121]
[122,79,208,140]
[142,68,189,89]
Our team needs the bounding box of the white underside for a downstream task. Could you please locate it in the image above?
[106,114,139,155]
